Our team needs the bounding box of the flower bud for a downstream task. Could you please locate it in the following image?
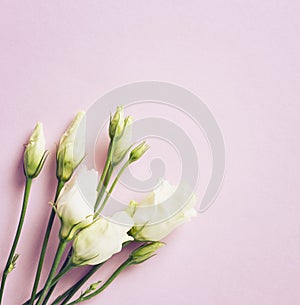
[57,111,86,182]
[56,166,98,241]
[109,106,125,139]
[129,242,164,264]
[125,115,133,126]
[128,141,150,164]
[81,281,101,298]
[8,254,19,273]
[112,115,134,165]
[71,212,133,266]
[24,122,47,178]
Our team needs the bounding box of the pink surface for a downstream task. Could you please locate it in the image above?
[0,1,300,304]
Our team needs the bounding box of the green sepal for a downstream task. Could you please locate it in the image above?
[24,150,48,179]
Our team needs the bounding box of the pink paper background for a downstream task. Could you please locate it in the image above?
[0,1,299,304]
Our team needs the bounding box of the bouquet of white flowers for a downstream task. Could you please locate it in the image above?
[0,106,197,305]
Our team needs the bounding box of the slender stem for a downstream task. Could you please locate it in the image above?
[95,160,130,217]
[41,250,74,305]
[96,141,113,193]
[52,242,131,305]
[94,163,113,212]
[36,240,68,305]
[95,138,116,211]
[29,180,65,305]
[51,263,104,305]
[0,177,32,304]
[23,253,73,305]
[66,260,131,305]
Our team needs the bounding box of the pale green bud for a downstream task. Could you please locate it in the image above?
[57,111,86,182]
[24,122,47,178]
[129,242,164,264]
[109,106,125,139]
[124,115,133,131]
[129,141,150,163]
[81,281,101,298]
[112,115,134,165]
[8,254,19,273]
[126,200,138,217]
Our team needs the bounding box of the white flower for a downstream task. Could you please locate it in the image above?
[56,166,98,240]
[71,211,134,266]
[128,180,197,241]
[57,111,86,182]
[24,122,47,178]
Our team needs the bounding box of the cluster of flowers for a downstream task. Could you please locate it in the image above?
[0,107,197,305]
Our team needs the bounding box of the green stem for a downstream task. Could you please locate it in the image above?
[36,240,68,305]
[94,163,113,212]
[0,177,32,305]
[41,259,73,305]
[28,180,65,305]
[41,247,73,305]
[51,263,104,305]
[23,253,73,305]
[96,141,113,192]
[66,260,131,305]
[95,139,116,211]
[95,160,130,218]
[52,242,131,305]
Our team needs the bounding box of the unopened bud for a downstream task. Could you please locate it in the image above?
[109,106,125,139]
[112,115,134,165]
[24,122,47,178]
[129,242,164,264]
[129,141,150,163]
[56,111,86,182]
